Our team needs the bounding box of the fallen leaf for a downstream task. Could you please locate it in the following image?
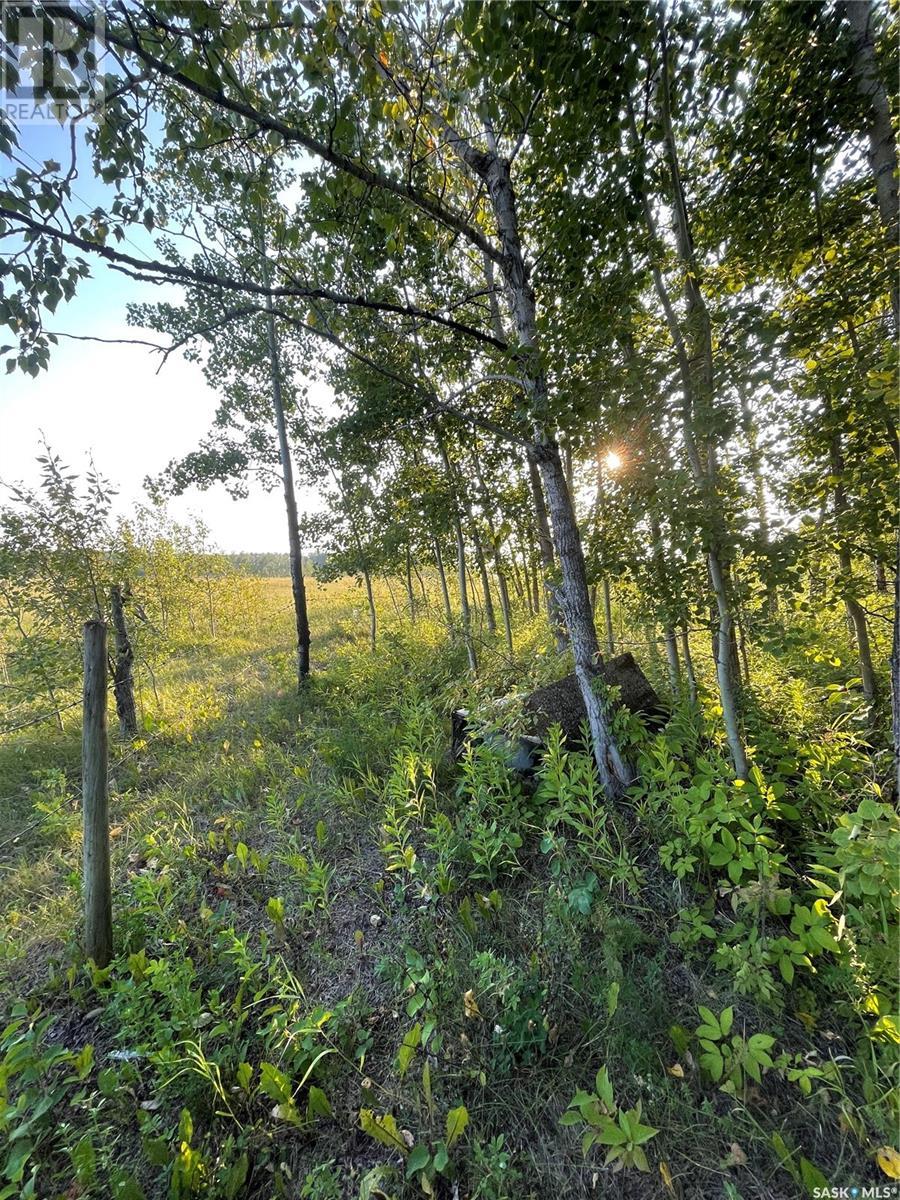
[876,1146,900,1180]
[463,989,482,1019]
[723,1142,747,1168]
[667,1063,685,1078]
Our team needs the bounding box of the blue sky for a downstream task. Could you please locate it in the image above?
[1,120,325,553]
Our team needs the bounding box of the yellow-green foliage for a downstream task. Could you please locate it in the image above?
[0,570,896,1199]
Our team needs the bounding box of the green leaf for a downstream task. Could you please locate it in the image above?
[360,1109,408,1155]
[70,1136,96,1186]
[142,1137,170,1168]
[4,1138,32,1184]
[406,1145,431,1177]
[109,1169,147,1200]
[593,1117,629,1146]
[359,1166,398,1200]
[445,1104,469,1149]
[396,1023,421,1078]
[697,1006,719,1033]
[747,1033,775,1052]
[719,1007,733,1036]
[223,1153,248,1200]
[259,1062,292,1105]
[700,1049,724,1081]
[595,1065,614,1110]
[696,1024,721,1042]
[422,1059,433,1116]
[632,1145,650,1172]
[177,1109,193,1145]
[631,1121,659,1145]
[307,1086,331,1119]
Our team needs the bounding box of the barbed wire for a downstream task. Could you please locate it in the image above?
[0,699,81,737]
[0,676,125,739]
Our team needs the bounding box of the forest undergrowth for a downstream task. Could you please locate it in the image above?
[0,576,897,1200]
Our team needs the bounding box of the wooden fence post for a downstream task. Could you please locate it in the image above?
[83,619,112,967]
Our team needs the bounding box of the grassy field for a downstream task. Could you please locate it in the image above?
[0,576,895,1199]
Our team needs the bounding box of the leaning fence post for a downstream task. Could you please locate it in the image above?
[83,619,112,967]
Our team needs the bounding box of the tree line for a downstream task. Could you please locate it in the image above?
[0,0,896,791]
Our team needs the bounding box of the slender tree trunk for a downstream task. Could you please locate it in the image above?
[469,519,497,635]
[471,449,512,649]
[516,542,536,615]
[649,513,680,694]
[631,29,749,776]
[738,384,770,544]
[460,472,496,633]
[332,469,376,651]
[495,568,514,655]
[518,548,536,615]
[840,0,899,335]
[815,96,900,755]
[530,561,541,614]
[841,553,878,704]
[466,565,480,621]
[383,574,403,620]
[891,532,900,797]
[438,440,477,672]
[594,454,616,655]
[526,449,566,651]
[739,383,777,614]
[389,91,627,785]
[508,553,524,601]
[662,627,681,695]
[708,550,748,775]
[645,625,662,676]
[433,539,453,625]
[109,584,137,738]
[363,566,376,652]
[533,440,631,793]
[600,580,615,658]
[205,573,217,638]
[736,609,752,687]
[413,562,428,605]
[829,423,878,706]
[454,523,477,673]
[258,227,310,687]
[404,546,416,624]
[680,627,698,706]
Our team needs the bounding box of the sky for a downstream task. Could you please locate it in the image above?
[1,116,328,554]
